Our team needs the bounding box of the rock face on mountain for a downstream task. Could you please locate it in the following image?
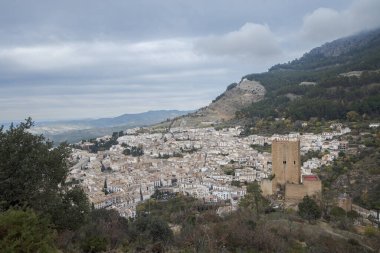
[169,79,265,127]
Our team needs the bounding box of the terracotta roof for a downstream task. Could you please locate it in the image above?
[303,175,319,181]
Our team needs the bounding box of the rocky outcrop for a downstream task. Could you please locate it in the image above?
[169,79,265,128]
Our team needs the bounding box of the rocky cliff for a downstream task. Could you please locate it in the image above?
[164,79,265,128]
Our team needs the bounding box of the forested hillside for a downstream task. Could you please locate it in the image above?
[237,28,380,122]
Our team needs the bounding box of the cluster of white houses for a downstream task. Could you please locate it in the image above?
[69,124,354,218]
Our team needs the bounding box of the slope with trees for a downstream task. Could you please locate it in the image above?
[237,28,380,123]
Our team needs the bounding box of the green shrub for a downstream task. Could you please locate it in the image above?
[347,238,359,246]
[298,196,321,223]
[364,226,378,237]
[81,236,107,253]
[330,206,346,218]
[0,209,58,253]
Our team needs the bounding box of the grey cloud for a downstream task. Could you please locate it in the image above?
[0,84,218,120]
[300,0,380,44]
[0,40,198,73]
[0,39,207,95]
[194,23,282,60]
[0,0,371,121]
[0,1,352,46]
[0,38,207,74]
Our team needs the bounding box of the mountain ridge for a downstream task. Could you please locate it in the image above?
[153,79,266,129]
[27,109,192,143]
[234,28,380,125]
[269,28,380,72]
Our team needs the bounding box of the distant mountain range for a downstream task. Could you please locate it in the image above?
[35,110,192,129]
[22,110,192,144]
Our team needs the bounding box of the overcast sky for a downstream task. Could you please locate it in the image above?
[1,0,380,121]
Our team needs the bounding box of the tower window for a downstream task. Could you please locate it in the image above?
[294,161,296,164]
[283,161,286,164]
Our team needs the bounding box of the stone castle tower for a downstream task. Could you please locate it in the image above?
[271,138,301,191]
[261,137,322,207]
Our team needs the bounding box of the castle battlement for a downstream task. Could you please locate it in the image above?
[272,137,299,142]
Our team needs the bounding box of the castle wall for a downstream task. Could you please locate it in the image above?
[285,184,307,204]
[285,180,322,207]
[303,179,322,196]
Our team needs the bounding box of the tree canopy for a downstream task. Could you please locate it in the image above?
[239,182,269,218]
[0,118,90,230]
[0,209,58,253]
[298,195,322,223]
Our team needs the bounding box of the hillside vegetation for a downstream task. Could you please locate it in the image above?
[1,120,379,252]
[237,28,380,122]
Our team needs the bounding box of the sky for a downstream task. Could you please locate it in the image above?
[1,0,380,121]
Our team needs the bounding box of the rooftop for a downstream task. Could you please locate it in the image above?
[302,175,319,181]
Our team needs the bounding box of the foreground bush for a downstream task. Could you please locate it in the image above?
[0,209,57,253]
